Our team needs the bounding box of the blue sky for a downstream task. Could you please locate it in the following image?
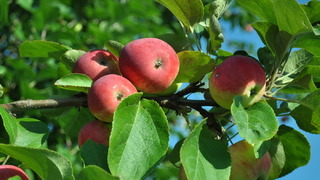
[220,0,318,178]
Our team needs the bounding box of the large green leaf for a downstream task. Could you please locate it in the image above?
[301,0,320,24]
[80,140,109,171]
[76,166,118,180]
[293,32,320,56]
[175,51,214,83]
[108,93,169,179]
[19,40,71,59]
[231,97,278,144]
[291,90,320,134]
[155,0,204,31]
[0,144,74,180]
[238,0,312,35]
[0,107,49,147]
[54,73,93,93]
[180,120,231,180]
[276,125,310,177]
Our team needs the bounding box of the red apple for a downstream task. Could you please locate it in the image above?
[0,165,30,180]
[78,120,111,147]
[72,49,121,81]
[209,55,266,109]
[119,38,180,94]
[229,140,272,180]
[88,74,138,122]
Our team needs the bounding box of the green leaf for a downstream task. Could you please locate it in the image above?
[281,75,317,94]
[108,94,169,179]
[175,51,214,83]
[54,73,93,93]
[203,15,224,53]
[105,40,124,58]
[80,140,109,171]
[19,40,71,59]
[0,144,74,180]
[276,125,310,177]
[268,138,286,180]
[238,0,312,35]
[252,22,293,61]
[16,0,34,12]
[155,0,204,31]
[231,97,278,144]
[0,107,49,147]
[257,47,276,78]
[291,90,320,134]
[283,49,314,76]
[60,49,86,70]
[76,165,118,180]
[293,32,320,56]
[167,138,185,166]
[180,120,231,180]
[204,0,232,19]
[301,0,320,24]
[157,34,188,52]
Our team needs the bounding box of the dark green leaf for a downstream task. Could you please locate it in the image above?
[180,120,231,180]
[155,0,204,31]
[157,34,188,52]
[80,140,109,171]
[108,94,169,179]
[76,166,118,180]
[291,90,320,134]
[19,40,71,59]
[0,0,9,26]
[54,73,93,93]
[0,144,74,180]
[60,49,86,70]
[276,125,310,177]
[105,40,124,58]
[257,46,276,78]
[175,51,214,83]
[281,75,317,94]
[231,97,278,144]
[0,107,49,147]
[167,138,185,166]
[205,15,224,53]
[268,138,286,180]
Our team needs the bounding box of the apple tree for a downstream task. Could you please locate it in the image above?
[1,0,320,179]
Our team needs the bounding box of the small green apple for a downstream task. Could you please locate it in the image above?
[229,140,272,180]
[209,55,266,109]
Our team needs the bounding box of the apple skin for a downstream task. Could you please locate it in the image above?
[0,165,30,180]
[229,140,272,180]
[78,120,111,147]
[88,74,138,122]
[72,49,121,81]
[209,55,266,109]
[119,38,180,94]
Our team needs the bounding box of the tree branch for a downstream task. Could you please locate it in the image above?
[0,97,87,112]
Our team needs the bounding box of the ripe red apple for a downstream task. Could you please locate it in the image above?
[88,74,138,122]
[0,165,30,180]
[72,49,121,81]
[78,120,111,147]
[119,38,180,94]
[229,140,272,180]
[209,55,266,109]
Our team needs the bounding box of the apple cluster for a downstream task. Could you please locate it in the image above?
[74,38,180,147]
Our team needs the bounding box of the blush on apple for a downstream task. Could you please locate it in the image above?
[72,49,121,81]
[88,74,138,122]
[209,55,266,109]
[78,120,111,147]
[228,140,272,180]
[119,38,180,94]
[0,165,30,180]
